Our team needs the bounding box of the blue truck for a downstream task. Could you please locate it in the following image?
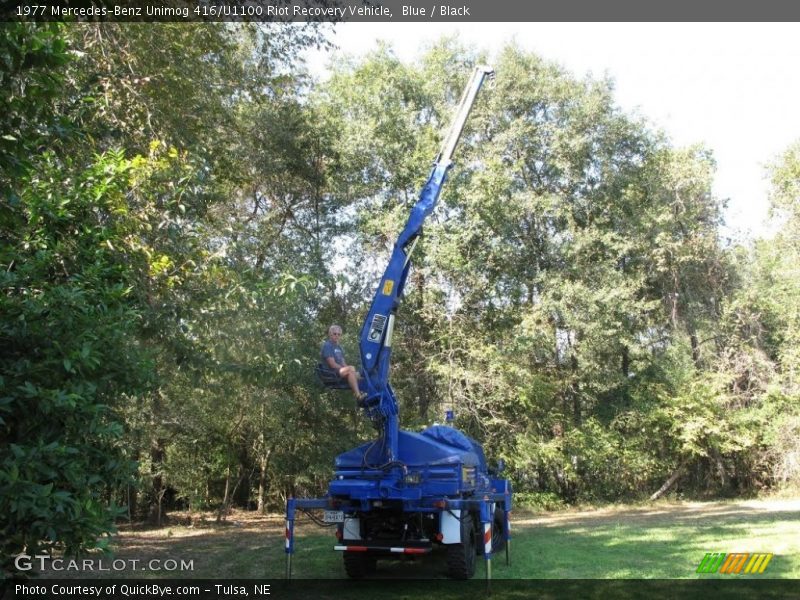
[285,66,512,580]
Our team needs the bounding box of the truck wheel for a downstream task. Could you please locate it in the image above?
[491,507,507,553]
[446,512,476,579]
[343,552,376,578]
[474,507,507,555]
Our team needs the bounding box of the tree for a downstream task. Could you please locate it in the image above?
[0,23,196,569]
[59,22,335,522]
[1,21,337,575]
[314,39,756,502]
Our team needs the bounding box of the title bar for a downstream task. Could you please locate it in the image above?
[4,0,800,22]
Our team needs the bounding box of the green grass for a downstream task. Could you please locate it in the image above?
[37,498,800,599]
[509,502,800,579]
[273,499,800,580]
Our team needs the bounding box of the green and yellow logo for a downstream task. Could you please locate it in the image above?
[697,552,773,574]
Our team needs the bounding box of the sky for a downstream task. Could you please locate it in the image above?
[305,22,800,240]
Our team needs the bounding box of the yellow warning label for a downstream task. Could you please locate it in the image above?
[383,280,394,295]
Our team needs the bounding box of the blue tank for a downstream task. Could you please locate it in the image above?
[329,426,491,502]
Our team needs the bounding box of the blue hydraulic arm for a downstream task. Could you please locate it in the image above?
[357,65,494,460]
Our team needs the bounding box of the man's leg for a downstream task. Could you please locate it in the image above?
[339,366,363,399]
[346,371,361,398]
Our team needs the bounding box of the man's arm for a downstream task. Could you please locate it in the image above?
[325,356,340,371]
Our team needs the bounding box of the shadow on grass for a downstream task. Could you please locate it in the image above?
[36,500,800,590]
[512,503,800,580]
[275,505,800,580]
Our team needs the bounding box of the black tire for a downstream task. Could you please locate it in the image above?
[474,507,507,555]
[446,512,476,579]
[491,507,507,553]
[343,552,376,579]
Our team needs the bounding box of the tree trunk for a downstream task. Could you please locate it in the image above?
[128,449,140,522]
[621,345,630,378]
[257,444,273,514]
[128,485,136,523]
[217,464,231,523]
[230,463,244,508]
[148,437,166,525]
[257,468,267,514]
[710,450,730,490]
[670,271,680,326]
[650,462,686,501]
[690,331,701,370]
[570,356,581,426]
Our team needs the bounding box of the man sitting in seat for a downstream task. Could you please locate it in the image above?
[320,324,367,405]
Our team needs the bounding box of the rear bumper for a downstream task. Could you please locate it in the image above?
[334,542,432,555]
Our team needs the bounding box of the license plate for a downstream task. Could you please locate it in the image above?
[323,510,344,523]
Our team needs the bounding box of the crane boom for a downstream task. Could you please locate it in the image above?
[358,65,494,458]
[287,69,512,582]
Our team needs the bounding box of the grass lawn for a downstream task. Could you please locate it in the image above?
[37,498,800,584]
[276,498,800,580]
[509,498,800,579]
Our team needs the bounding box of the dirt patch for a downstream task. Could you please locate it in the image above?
[37,509,332,579]
[117,509,287,536]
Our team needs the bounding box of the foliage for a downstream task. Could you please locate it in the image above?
[0,23,127,578]
[0,142,168,576]
[1,21,333,577]
[0,23,71,192]
[317,39,798,503]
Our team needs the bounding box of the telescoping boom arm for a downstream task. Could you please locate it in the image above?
[358,65,494,450]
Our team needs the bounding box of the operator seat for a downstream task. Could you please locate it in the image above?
[315,363,351,390]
